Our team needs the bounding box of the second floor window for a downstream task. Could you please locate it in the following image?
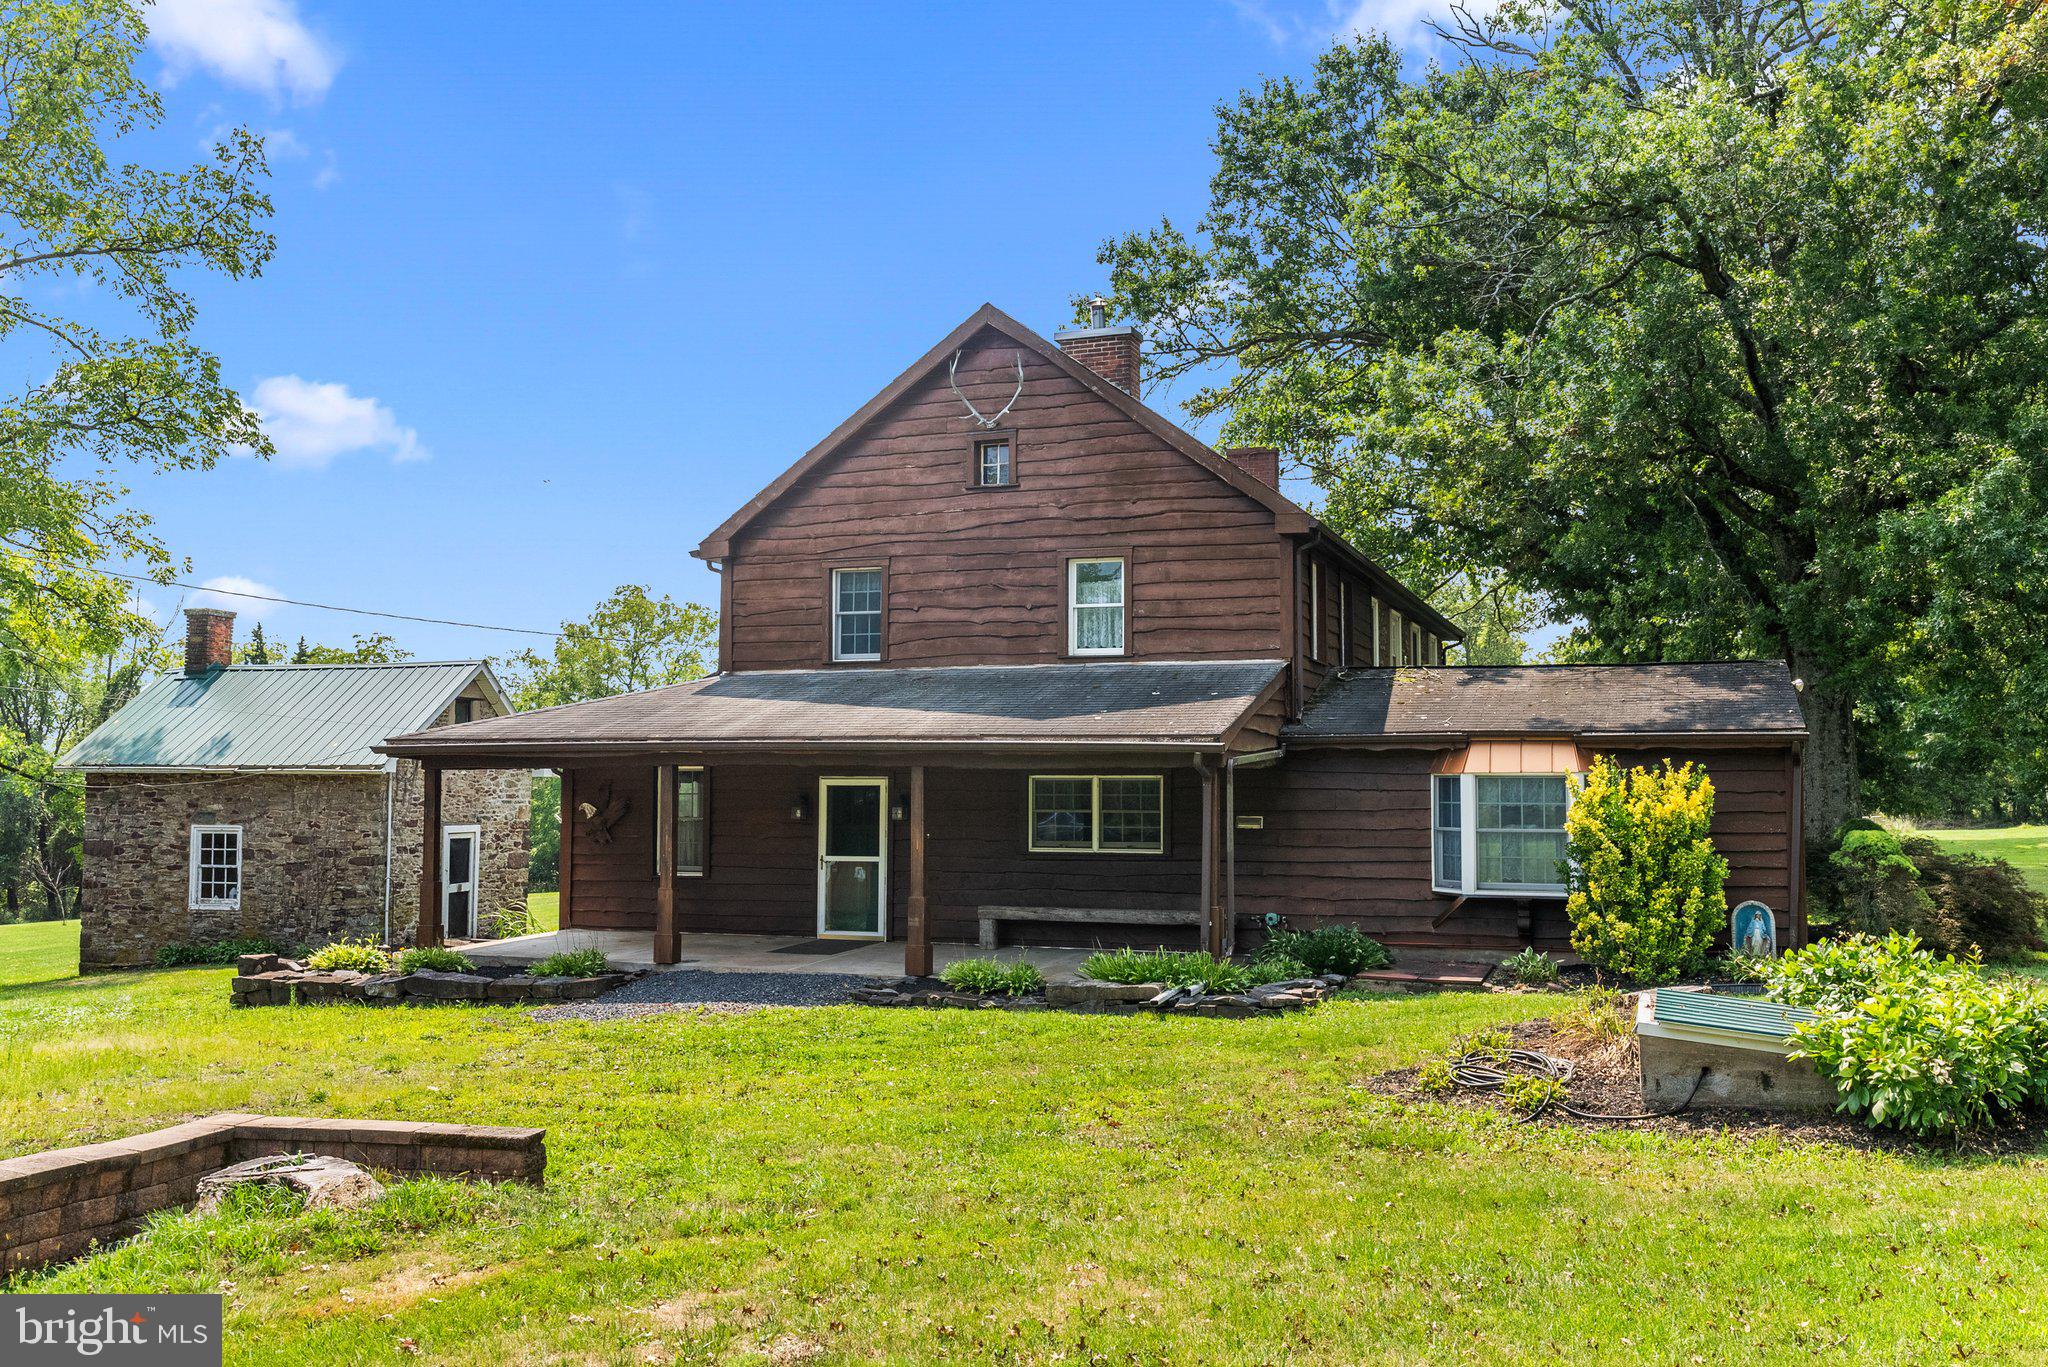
[832,568,883,661]
[1068,557,1126,655]
[975,438,1012,487]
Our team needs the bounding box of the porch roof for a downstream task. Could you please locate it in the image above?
[377,659,1287,761]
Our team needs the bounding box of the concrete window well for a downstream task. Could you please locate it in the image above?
[1635,987,1839,1111]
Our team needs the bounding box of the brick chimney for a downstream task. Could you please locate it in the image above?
[1054,296,1142,395]
[1224,446,1281,487]
[183,608,235,675]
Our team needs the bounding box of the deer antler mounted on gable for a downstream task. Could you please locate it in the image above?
[948,350,1025,430]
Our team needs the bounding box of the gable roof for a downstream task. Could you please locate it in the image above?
[61,661,508,772]
[379,659,1287,759]
[691,303,1461,641]
[1287,662,1808,743]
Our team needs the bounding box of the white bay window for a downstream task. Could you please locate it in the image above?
[1432,773,1571,895]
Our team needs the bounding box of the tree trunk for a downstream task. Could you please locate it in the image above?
[1790,650,1859,840]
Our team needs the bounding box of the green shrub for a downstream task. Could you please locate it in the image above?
[1415,1059,1457,1094]
[1899,836,2046,956]
[304,938,391,973]
[1769,935,2048,1135]
[1081,948,1306,994]
[153,936,279,968]
[1564,757,1728,984]
[396,946,475,974]
[1828,827,1961,950]
[1499,947,1560,987]
[1252,924,1390,976]
[1553,987,1631,1044]
[526,948,610,978]
[488,903,534,939]
[1710,950,1773,983]
[1499,1073,1567,1113]
[939,958,1046,997]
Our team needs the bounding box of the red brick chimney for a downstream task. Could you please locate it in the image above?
[1054,296,1142,395]
[183,608,235,675]
[1224,446,1281,487]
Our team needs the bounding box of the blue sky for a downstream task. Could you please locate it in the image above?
[107,0,1436,661]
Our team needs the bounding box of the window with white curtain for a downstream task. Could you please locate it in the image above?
[1068,558,1126,655]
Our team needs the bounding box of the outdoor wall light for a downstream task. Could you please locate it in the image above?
[790,794,812,822]
[889,798,908,821]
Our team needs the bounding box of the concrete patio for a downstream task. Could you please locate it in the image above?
[459,929,1094,977]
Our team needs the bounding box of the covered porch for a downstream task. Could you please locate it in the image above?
[461,927,1096,977]
[376,660,1290,977]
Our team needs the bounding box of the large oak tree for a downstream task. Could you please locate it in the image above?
[1098,0,2048,835]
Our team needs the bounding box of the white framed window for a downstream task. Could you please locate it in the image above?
[188,824,242,910]
[676,767,708,876]
[1339,581,1352,666]
[1371,596,1383,665]
[974,438,1012,487]
[1068,557,1126,656]
[832,568,883,662]
[1028,775,1164,854]
[1388,609,1405,666]
[1308,560,1324,662]
[1431,774,1571,896]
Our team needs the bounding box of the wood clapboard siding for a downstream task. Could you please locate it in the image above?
[725,332,1290,671]
[1232,745,1801,950]
[563,761,1207,949]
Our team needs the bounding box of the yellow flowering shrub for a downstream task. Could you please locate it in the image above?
[1564,758,1729,983]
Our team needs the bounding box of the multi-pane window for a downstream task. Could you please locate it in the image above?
[832,568,883,662]
[1068,558,1125,655]
[1308,561,1325,662]
[1432,773,1572,894]
[1028,775,1164,854]
[188,825,242,909]
[676,768,707,876]
[975,438,1012,487]
[1432,776,1463,892]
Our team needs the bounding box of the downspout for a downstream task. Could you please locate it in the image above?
[1222,746,1285,958]
[381,767,395,944]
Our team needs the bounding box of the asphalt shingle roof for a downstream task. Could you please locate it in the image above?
[63,662,494,771]
[1288,662,1808,741]
[380,660,1287,755]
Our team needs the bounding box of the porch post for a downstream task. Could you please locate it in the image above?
[905,764,931,977]
[655,762,678,965]
[1198,762,1223,958]
[417,761,443,947]
[557,767,574,930]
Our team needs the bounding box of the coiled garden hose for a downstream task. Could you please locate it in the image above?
[1441,1049,1710,1123]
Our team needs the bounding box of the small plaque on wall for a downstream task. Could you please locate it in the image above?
[1235,815,1265,831]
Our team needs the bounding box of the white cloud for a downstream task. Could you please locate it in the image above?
[262,126,308,158]
[1230,0,1478,50]
[312,150,340,190]
[189,575,287,632]
[148,0,341,102]
[246,375,427,468]
[1334,0,1471,47]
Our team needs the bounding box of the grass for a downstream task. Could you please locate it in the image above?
[0,917,77,986]
[524,889,559,933]
[1918,823,2048,894]
[2,927,2046,1362]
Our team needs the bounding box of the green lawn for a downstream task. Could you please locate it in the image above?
[0,917,77,986]
[524,889,558,932]
[1,928,2045,1363]
[1920,823,2048,894]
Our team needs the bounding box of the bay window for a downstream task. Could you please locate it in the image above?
[1431,773,1571,895]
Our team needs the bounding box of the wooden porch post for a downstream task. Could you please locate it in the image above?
[1198,763,1223,958]
[905,764,931,977]
[417,762,443,947]
[557,768,574,930]
[655,763,678,965]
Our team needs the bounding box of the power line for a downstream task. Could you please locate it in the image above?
[94,568,567,639]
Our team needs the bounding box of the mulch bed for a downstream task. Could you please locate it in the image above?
[1366,1012,2048,1157]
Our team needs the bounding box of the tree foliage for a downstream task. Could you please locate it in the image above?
[502,585,716,710]
[0,0,275,664]
[1097,0,2048,828]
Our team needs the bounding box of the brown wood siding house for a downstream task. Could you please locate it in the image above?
[380,304,1807,969]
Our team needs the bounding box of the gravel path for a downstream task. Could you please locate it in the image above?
[533,969,885,1022]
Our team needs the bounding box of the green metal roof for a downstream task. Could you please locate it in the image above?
[1652,989,1818,1040]
[61,662,498,772]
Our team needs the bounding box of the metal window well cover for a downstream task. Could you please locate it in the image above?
[1637,987,1820,1056]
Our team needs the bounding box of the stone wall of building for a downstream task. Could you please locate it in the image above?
[79,765,530,970]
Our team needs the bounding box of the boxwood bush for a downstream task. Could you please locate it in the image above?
[1765,933,2048,1136]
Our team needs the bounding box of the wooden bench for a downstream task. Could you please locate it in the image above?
[976,905,1201,950]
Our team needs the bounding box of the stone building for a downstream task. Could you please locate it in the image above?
[63,609,529,969]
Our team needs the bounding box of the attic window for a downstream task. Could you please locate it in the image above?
[973,436,1014,488]
[454,697,478,724]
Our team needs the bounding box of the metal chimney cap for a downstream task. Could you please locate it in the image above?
[1088,295,1110,329]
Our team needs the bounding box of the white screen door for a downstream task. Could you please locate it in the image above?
[442,824,480,939]
[817,778,887,939]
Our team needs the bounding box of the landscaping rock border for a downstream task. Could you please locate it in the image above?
[228,953,638,1007]
[851,972,1348,1017]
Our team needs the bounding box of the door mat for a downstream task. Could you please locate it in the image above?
[770,939,873,956]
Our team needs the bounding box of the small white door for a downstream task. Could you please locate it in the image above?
[442,824,480,939]
[817,778,887,939]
